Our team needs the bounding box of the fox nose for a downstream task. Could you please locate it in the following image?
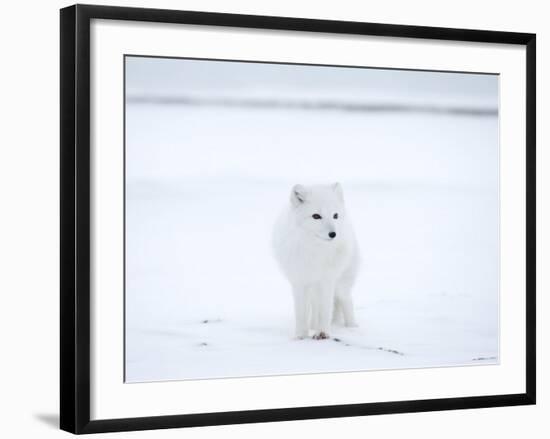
[328,232,336,239]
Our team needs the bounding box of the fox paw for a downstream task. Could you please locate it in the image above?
[312,331,330,340]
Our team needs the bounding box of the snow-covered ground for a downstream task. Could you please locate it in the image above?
[125,57,499,383]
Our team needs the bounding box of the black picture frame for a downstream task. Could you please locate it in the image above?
[60,4,536,434]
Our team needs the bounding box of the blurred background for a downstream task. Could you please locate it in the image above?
[125,56,499,382]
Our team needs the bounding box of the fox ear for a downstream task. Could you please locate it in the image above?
[333,182,344,200]
[291,184,308,206]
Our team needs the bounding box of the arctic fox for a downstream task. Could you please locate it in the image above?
[272,183,359,340]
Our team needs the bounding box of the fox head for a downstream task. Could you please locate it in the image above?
[290,183,346,241]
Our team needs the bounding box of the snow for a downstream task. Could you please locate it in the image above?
[124,58,499,383]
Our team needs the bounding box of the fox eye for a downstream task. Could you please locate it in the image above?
[333,213,339,219]
[312,214,322,220]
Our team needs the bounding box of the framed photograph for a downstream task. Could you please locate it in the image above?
[60,4,536,434]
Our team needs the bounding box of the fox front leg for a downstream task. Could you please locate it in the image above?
[312,283,335,340]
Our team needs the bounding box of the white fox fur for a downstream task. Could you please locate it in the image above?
[272,183,359,339]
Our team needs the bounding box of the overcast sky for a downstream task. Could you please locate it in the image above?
[125,56,498,107]
[125,55,499,186]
